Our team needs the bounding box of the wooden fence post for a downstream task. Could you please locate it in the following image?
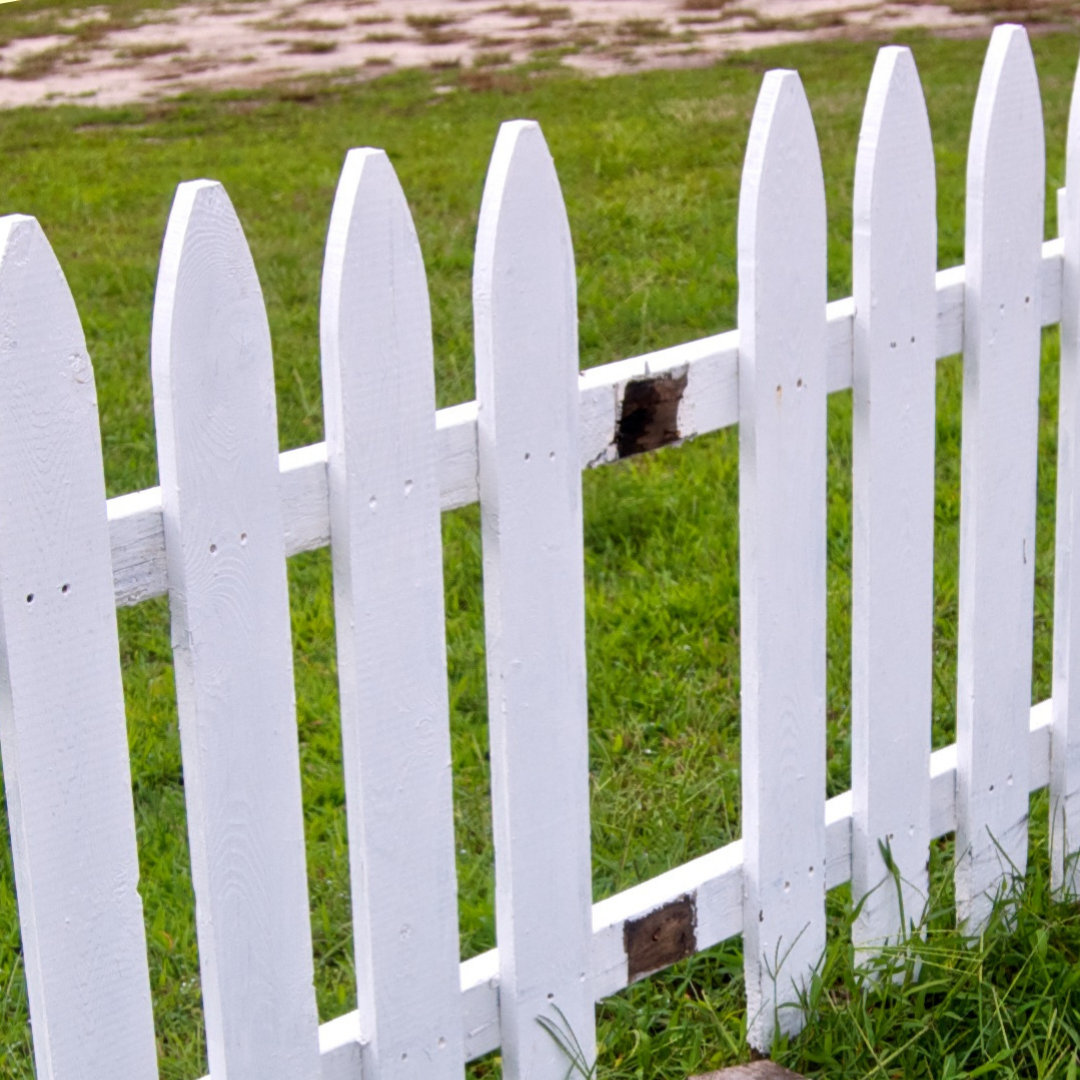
[474,120,597,1080]
[955,24,1044,932]
[0,215,158,1080]
[737,71,828,1049]
[151,180,322,1080]
[1053,50,1080,896]
[321,147,465,1080]
[850,45,937,955]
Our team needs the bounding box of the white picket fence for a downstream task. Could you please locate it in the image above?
[1,19,1076,1079]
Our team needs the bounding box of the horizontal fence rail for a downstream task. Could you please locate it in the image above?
[105,240,1066,609]
[4,19,1080,1080]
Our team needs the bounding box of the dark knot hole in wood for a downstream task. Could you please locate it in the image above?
[624,893,697,982]
[616,369,688,458]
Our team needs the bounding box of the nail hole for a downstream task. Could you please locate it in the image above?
[240,532,248,545]
[368,496,377,511]
[401,1053,407,1062]
[890,341,897,349]
[783,881,791,893]
[438,1038,447,1050]
[796,377,803,388]
[25,593,33,604]
[209,544,217,555]
[547,992,554,1001]
[989,784,995,792]
[404,480,413,496]
[524,452,531,461]
[61,583,70,595]
[549,451,555,460]
[910,335,916,343]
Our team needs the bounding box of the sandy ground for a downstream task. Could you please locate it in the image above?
[0,0,1042,107]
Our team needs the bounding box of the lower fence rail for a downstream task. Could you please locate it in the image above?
[307,699,1053,1080]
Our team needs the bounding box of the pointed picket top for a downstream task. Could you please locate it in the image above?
[320,147,465,1080]
[850,46,937,956]
[473,120,596,1080]
[956,24,1044,932]
[152,180,273,416]
[474,119,578,437]
[0,216,158,1080]
[738,69,826,355]
[967,24,1044,216]
[151,180,321,1080]
[737,70,828,1051]
[1052,48,1080,896]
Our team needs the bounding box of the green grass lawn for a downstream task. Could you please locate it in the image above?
[1,28,1080,1079]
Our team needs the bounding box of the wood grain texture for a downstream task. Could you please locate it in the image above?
[850,46,937,954]
[0,215,158,1080]
[151,180,321,1080]
[955,24,1045,932]
[1053,64,1080,894]
[474,120,596,1080]
[737,70,828,1049]
[321,147,464,1080]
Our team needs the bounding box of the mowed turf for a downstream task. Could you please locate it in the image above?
[1,29,1079,1079]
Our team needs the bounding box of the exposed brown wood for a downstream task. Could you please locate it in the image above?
[616,369,687,457]
[624,893,696,981]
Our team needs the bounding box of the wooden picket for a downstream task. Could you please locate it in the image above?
[2,21,1078,1079]
[1053,55,1080,896]
[473,120,597,1080]
[850,45,937,954]
[151,180,322,1080]
[737,69,828,1049]
[321,147,465,1080]
[0,216,158,1080]
[954,24,1044,932]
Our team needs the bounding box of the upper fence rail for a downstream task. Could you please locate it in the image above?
[3,18,1078,1080]
[104,242,1066,608]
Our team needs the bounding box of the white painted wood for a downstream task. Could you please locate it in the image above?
[151,179,321,1080]
[0,215,158,1080]
[321,147,464,1080]
[1052,68,1080,895]
[737,70,828,1049]
[955,25,1045,933]
[294,692,1055,1079]
[474,120,596,1080]
[850,46,937,954]
[103,241,1065,609]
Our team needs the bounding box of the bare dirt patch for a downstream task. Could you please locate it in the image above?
[0,0,1064,107]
